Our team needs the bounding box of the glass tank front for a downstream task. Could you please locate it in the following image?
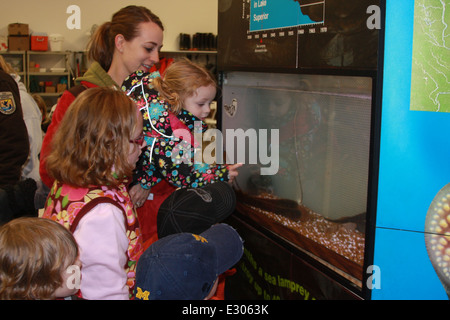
[220,71,373,285]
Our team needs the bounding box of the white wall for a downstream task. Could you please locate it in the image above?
[0,0,218,52]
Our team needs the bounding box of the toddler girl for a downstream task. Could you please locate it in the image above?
[123,59,241,243]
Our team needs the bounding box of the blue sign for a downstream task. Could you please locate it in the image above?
[373,0,450,300]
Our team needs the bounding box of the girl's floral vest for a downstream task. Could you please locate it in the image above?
[42,181,143,299]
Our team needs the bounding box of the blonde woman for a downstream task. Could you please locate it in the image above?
[40,5,164,211]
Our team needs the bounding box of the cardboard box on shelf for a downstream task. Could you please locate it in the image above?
[45,86,56,93]
[8,23,29,36]
[57,84,67,92]
[28,61,36,72]
[8,36,30,51]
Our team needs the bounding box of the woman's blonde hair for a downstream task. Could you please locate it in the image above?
[46,86,138,188]
[0,217,79,300]
[153,58,217,114]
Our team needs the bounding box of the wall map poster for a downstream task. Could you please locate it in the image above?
[410,0,450,112]
[218,0,379,71]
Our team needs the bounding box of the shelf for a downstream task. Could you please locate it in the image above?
[161,50,217,54]
[0,50,26,54]
[26,51,71,109]
[29,72,68,76]
[27,51,71,55]
[33,93,63,97]
[0,51,27,86]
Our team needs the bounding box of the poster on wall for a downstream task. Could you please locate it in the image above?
[217,0,379,71]
[416,0,450,299]
[374,0,450,300]
[410,0,450,112]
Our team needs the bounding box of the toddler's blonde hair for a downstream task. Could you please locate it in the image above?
[153,58,217,114]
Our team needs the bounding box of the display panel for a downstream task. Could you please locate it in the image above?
[372,0,450,300]
[218,0,379,71]
[221,71,372,284]
[224,215,362,299]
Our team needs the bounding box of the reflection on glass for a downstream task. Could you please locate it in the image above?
[222,72,372,283]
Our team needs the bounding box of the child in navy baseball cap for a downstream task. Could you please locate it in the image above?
[134,223,244,300]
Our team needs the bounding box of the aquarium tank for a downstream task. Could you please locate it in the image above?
[220,71,373,284]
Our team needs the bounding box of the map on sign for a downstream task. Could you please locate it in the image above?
[410,0,450,112]
[218,0,378,71]
[250,0,324,32]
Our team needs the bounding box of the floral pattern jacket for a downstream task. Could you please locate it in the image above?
[42,181,143,299]
[122,71,229,190]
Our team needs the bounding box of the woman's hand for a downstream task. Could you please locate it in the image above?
[129,184,151,208]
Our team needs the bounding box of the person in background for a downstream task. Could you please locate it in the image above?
[31,93,53,209]
[0,217,80,300]
[42,87,145,300]
[0,57,35,224]
[134,223,244,300]
[39,5,164,207]
[0,57,29,188]
[31,93,51,133]
[0,56,42,185]
[47,94,62,122]
[123,59,242,243]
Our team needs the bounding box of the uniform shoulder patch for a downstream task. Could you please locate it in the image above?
[0,91,16,115]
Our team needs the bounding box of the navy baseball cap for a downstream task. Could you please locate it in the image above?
[134,223,244,300]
